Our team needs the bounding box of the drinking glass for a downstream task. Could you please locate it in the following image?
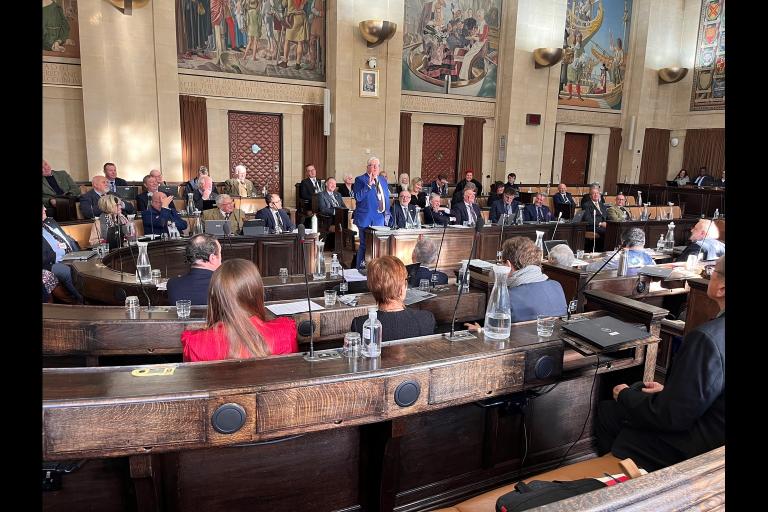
[419,279,430,291]
[176,299,191,319]
[278,267,289,278]
[536,315,556,337]
[576,249,585,259]
[151,269,162,285]
[125,296,139,311]
[343,332,361,358]
[324,290,337,307]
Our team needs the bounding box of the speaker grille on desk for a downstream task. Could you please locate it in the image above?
[211,403,246,434]
[394,381,421,407]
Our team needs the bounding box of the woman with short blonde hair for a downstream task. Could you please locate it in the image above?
[89,194,129,246]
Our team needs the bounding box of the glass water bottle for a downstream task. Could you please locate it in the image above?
[330,253,342,277]
[135,241,152,284]
[664,222,676,252]
[313,240,326,280]
[484,265,512,340]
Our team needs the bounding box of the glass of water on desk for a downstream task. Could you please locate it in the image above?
[537,315,556,337]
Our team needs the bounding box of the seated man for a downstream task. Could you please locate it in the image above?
[193,175,219,211]
[318,177,345,217]
[408,237,448,287]
[506,172,520,192]
[42,205,84,303]
[103,162,128,192]
[202,194,244,234]
[149,168,167,186]
[596,256,725,471]
[256,194,295,232]
[184,166,209,196]
[490,188,520,223]
[42,159,80,212]
[450,185,482,225]
[141,192,188,236]
[338,174,354,197]
[390,190,419,228]
[692,166,714,187]
[80,175,135,219]
[523,193,553,222]
[552,183,575,206]
[429,174,449,197]
[606,193,633,221]
[676,219,725,262]
[580,182,605,207]
[424,192,452,225]
[452,170,483,203]
[224,164,254,197]
[137,175,177,212]
[548,244,575,267]
[167,234,222,305]
[586,228,655,272]
[582,186,609,234]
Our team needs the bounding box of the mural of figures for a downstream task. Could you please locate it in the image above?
[176,0,325,82]
[43,0,79,60]
[401,0,502,98]
[691,0,724,111]
[558,0,631,110]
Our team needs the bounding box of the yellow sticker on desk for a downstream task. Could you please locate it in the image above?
[131,366,177,377]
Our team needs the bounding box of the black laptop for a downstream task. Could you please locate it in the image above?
[158,185,178,198]
[243,219,267,236]
[562,316,649,351]
[543,240,568,258]
[666,181,678,187]
[115,186,138,200]
[204,220,227,235]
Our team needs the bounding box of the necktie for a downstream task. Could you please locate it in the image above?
[562,193,568,203]
[376,180,385,213]
[467,204,476,224]
[506,204,512,215]
[536,206,542,221]
[274,210,284,231]
[224,212,230,221]
[110,181,116,193]
[330,193,338,207]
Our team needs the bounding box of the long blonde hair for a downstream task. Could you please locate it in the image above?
[206,259,270,358]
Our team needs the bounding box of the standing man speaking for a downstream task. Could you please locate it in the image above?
[353,156,388,269]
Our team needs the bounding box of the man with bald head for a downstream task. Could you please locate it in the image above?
[224,164,254,197]
[80,175,135,219]
[353,156,389,268]
[676,219,725,262]
[390,190,419,228]
[141,192,188,236]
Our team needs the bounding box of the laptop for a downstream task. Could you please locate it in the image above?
[554,202,576,220]
[243,219,268,236]
[204,220,227,235]
[158,185,178,198]
[562,316,649,351]
[666,181,678,187]
[543,240,568,258]
[61,250,97,261]
[115,186,138,200]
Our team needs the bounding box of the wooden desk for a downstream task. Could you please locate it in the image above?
[684,278,720,335]
[616,183,725,217]
[602,218,698,251]
[365,222,586,272]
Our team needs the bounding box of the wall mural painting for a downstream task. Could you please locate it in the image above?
[43,0,80,60]
[690,0,724,111]
[402,0,502,99]
[559,0,631,111]
[176,0,325,82]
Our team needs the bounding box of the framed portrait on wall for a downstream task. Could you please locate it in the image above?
[360,69,379,97]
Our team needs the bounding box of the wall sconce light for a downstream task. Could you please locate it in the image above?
[359,20,398,48]
[658,67,689,84]
[532,48,564,68]
[107,0,150,15]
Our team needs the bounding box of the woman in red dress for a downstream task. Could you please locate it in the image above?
[181,259,298,362]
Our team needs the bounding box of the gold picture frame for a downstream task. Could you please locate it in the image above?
[360,69,379,97]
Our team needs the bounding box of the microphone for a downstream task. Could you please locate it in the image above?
[566,239,629,321]
[551,212,563,240]
[337,220,348,290]
[592,208,597,255]
[222,217,234,250]
[297,225,317,361]
[433,210,451,279]
[445,217,484,341]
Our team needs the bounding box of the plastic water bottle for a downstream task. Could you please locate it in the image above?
[713,208,719,220]
[330,253,342,278]
[484,265,512,339]
[665,222,675,252]
[187,193,195,215]
[458,261,470,291]
[656,234,665,252]
[361,307,382,358]
[515,204,524,225]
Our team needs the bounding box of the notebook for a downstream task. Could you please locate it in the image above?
[562,316,649,350]
[61,250,97,261]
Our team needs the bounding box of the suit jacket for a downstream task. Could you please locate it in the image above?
[193,190,219,212]
[552,192,575,206]
[580,193,606,208]
[389,202,419,228]
[424,206,452,225]
[106,177,128,192]
[455,178,483,196]
[408,266,449,288]
[450,202,482,225]
[523,204,553,222]
[80,190,136,219]
[42,170,81,205]
[256,207,295,232]
[508,280,567,322]
[582,200,609,225]
[692,175,715,187]
[299,177,323,203]
[137,192,178,212]
[183,178,199,196]
[337,183,353,197]
[167,267,214,306]
[409,191,427,208]
[353,173,388,229]
[141,207,188,236]
[318,190,345,216]
[43,218,81,252]
[606,205,633,222]
[429,181,449,197]
[202,207,244,234]
[223,178,254,197]
[612,315,724,471]
[676,238,725,262]
[490,199,521,222]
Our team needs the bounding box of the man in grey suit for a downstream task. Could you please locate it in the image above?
[318,177,345,217]
[42,159,80,210]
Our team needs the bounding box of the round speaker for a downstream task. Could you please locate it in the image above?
[636,281,647,294]
[394,381,421,407]
[534,355,555,380]
[211,403,246,434]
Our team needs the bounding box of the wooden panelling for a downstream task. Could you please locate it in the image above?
[429,353,525,404]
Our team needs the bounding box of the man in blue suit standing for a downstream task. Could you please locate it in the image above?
[167,234,222,305]
[353,156,388,269]
[523,193,553,222]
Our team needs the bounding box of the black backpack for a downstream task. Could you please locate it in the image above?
[496,478,606,512]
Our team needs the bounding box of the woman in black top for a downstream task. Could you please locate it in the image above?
[351,256,436,342]
[487,181,506,209]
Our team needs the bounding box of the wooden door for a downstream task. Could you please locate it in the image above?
[421,124,460,184]
[561,133,592,184]
[228,112,282,193]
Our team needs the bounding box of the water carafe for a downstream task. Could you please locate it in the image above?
[187,193,195,215]
[484,265,512,340]
[135,241,153,284]
[534,231,544,255]
[313,240,326,280]
[664,222,675,252]
[515,204,524,225]
[361,307,382,358]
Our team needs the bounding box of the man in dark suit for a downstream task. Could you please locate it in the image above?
[141,192,187,236]
[523,193,553,222]
[256,194,295,232]
[184,166,209,196]
[553,183,575,206]
[80,175,135,219]
[103,162,128,193]
[299,164,323,214]
[167,234,222,305]
[450,187,482,225]
[137,175,178,212]
[429,174,449,197]
[582,187,610,239]
[692,167,715,187]
[490,188,520,223]
[42,205,84,304]
[424,193,452,225]
[390,190,419,228]
[353,157,388,268]
[715,170,725,188]
[596,255,725,471]
[453,170,483,202]
[317,177,345,216]
[580,183,606,208]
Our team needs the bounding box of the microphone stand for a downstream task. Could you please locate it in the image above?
[337,220,348,291]
[445,218,484,341]
[551,212,563,240]
[433,213,450,280]
[592,209,597,255]
[566,242,626,321]
[497,212,507,260]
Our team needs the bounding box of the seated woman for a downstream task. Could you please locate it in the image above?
[351,256,436,342]
[408,237,448,287]
[89,194,130,247]
[181,259,298,362]
[193,175,219,211]
[487,181,506,209]
[409,177,428,208]
[586,228,655,273]
[674,169,689,186]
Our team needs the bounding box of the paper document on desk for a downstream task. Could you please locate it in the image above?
[342,269,368,282]
[404,289,436,306]
[637,266,699,280]
[571,259,589,266]
[466,259,493,269]
[338,293,362,306]
[156,280,168,290]
[266,301,325,316]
